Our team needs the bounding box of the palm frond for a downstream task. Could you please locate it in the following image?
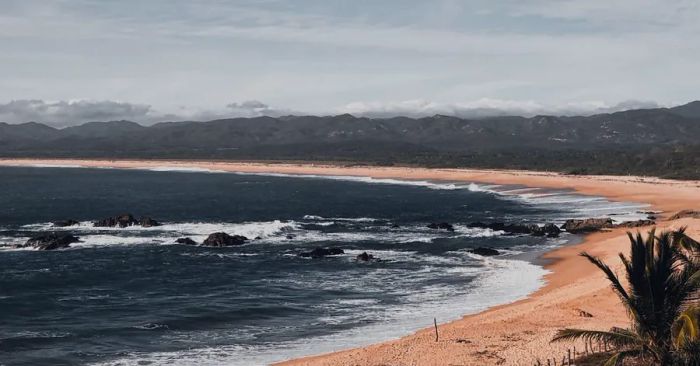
[580,252,631,306]
[672,306,700,349]
[673,227,700,254]
[551,328,641,348]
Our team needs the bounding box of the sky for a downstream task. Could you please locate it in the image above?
[1,0,699,126]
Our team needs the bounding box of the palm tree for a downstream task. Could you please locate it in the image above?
[552,229,700,365]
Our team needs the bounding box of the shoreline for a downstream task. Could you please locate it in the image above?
[1,158,699,365]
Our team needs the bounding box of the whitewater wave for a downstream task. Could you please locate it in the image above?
[7,217,507,251]
[90,251,547,366]
[302,215,381,222]
[145,166,228,174]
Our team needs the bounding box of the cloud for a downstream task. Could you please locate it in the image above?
[0,100,152,127]
[225,100,290,117]
[0,99,296,127]
[0,97,672,127]
[338,98,663,118]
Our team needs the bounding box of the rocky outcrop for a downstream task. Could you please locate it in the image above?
[427,222,455,232]
[468,247,500,256]
[176,237,197,245]
[24,233,80,250]
[202,232,248,247]
[299,247,344,258]
[356,252,375,261]
[538,223,562,237]
[467,222,561,238]
[669,210,700,220]
[93,214,161,228]
[52,219,80,227]
[562,218,614,233]
[94,213,139,228]
[615,219,656,228]
[139,217,161,227]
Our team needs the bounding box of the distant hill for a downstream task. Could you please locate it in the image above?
[669,101,700,118]
[1,101,699,179]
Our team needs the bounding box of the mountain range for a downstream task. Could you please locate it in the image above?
[1,101,700,179]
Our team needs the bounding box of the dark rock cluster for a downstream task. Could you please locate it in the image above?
[93,213,161,228]
[299,247,344,258]
[21,233,80,250]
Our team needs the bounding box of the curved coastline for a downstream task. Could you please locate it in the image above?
[1,158,699,365]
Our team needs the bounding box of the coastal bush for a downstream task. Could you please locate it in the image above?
[552,229,700,365]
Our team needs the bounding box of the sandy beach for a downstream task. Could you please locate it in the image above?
[2,158,699,366]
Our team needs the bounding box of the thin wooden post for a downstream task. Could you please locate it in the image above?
[433,318,439,342]
[568,349,571,365]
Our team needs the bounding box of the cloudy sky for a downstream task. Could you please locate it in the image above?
[1,0,699,126]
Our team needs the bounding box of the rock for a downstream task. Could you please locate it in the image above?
[638,210,657,215]
[52,219,80,227]
[669,210,700,220]
[467,221,498,229]
[615,219,655,228]
[94,213,139,228]
[24,233,80,250]
[468,222,560,238]
[562,218,614,233]
[299,247,344,258]
[427,222,455,232]
[542,223,562,238]
[139,217,161,227]
[202,232,248,247]
[356,252,375,261]
[468,247,500,256]
[175,237,197,245]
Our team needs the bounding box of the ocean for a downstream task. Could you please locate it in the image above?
[0,165,648,365]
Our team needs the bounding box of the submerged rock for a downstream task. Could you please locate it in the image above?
[24,233,80,250]
[427,222,455,232]
[562,218,614,233]
[52,219,80,227]
[175,237,197,245]
[202,232,248,247]
[468,247,500,256]
[356,252,375,261]
[299,247,344,258]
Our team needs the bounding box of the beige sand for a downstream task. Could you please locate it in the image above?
[2,158,699,365]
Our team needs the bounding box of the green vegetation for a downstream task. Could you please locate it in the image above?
[552,229,700,365]
[2,102,700,179]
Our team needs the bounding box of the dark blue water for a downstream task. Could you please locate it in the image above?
[0,166,644,365]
